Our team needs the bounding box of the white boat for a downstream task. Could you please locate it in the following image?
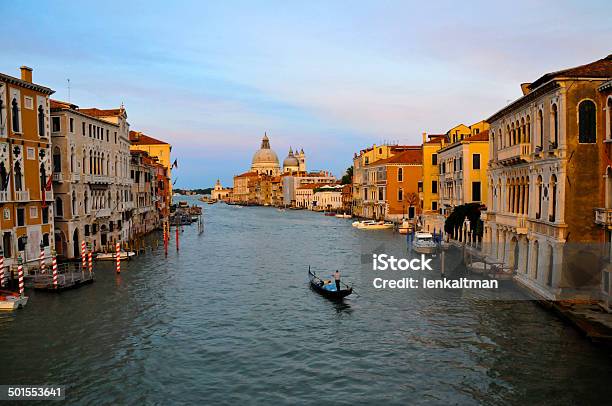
[412,232,438,254]
[335,213,352,218]
[358,221,394,230]
[96,251,136,261]
[0,291,28,311]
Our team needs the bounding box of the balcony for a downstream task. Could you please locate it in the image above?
[15,190,30,202]
[90,175,110,184]
[95,208,111,218]
[71,172,81,182]
[53,172,63,182]
[497,143,532,165]
[495,213,528,234]
[595,208,612,227]
[0,190,8,203]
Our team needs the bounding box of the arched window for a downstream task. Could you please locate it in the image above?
[84,191,89,213]
[526,115,531,143]
[38,105,45,137]
[55,197,63,217]
[607,97,612,141]
[551,104,558,147]
[14,161,22,191]
[11,98,19,133]
[0,162,7,191]
[40,163,47,191]
[536,175,542,220]
[72,191,76,216]
[521,118,526,143]
[70,147,74,172]
[53,146,61,173]
[511,123,516,145]
[89,152,93,175]
[397,167,403,182]
[549,175,557,222]
[538,109,543,149]
[578,100,596,143]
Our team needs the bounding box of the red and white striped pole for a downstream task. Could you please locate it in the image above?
[81,241,86,271]
[18,264,24,297]
[0,255,4,288]
[88,250,93,275]
[115,242,121,274]
[52,255,58,289]
[39,248,46,274]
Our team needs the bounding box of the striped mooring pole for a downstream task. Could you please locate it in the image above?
[0,255,4,288]
[115,242,121,274]
[88,250,93,275]
[39,248,46,274]
[18,264,24,296]
[81,241,87,271]
[52,255,58,289]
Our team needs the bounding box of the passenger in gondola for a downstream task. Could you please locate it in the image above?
[334,270,341,292]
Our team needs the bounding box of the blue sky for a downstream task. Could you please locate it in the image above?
[1,0,611,188]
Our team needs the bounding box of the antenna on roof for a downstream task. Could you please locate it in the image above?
[67,78,71,103]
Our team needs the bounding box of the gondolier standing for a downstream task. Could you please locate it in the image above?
[334,270,341,292]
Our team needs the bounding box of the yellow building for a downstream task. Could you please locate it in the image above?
[0,66,55,269]
[420,133,446,213]
[129,130,173,202]
[438,124,490,216]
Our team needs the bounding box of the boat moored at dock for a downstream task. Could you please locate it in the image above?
[411,232,438,254]
[0,290,28,310]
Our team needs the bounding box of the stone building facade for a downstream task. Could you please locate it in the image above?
[50,100,132,258]
[483,54,612,300]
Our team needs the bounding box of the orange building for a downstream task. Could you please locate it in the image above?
[0,66,55,269]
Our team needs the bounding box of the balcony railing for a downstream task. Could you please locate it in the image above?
[53,172,63,182]
[495,213,529,234]
[15,190,30,202]
[497,143,532,164]
[0,190,8,203]
[595,208,612,226]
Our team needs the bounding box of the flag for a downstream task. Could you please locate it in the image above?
[172,178,178,186]
[171,159,178,169]
[41,174,52,208]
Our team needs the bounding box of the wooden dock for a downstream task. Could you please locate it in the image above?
[27,263,95,292]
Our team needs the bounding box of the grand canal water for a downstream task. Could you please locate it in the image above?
[1,198,611,405]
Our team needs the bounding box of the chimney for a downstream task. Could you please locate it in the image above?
[520,83,532,96]
[422,132,427,144]
[20,66,33,83]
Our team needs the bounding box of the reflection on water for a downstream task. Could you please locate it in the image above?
[1,199,611,405]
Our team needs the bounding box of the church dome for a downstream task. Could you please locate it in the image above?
[251,134,279,166]
[283,147,299,168]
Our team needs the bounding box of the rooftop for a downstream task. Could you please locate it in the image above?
[369,149,423,165]
[129,130,169,145]
[529,54,612,91]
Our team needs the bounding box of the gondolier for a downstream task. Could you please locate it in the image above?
[334,270,341,292]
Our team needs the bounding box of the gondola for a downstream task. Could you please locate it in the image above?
[308,267,353,300]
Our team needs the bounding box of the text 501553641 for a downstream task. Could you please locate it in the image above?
[0,386,65,400]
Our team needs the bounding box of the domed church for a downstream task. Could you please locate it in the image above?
[251,133,307,175]
[251,133,280,176]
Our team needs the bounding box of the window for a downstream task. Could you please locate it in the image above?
[53,147,61,172]
[472,181,481,202]
[38,105,46,136]
[27,147,35,160]
[551,104,559,147]
[607,97,612,141]
[431,154,437,165]
[432,180,438,194]
[56,197,63,217]
[11,98,20,133]
[578,100,596,143]
[17,208,25,226]
[417,181,423,193]
[473,154,481,170]
[89,124,92,137]
[17,236,27,251]
[378,187,384,201]
[538,109,543,149]
[398,188,403,201]
[536,176,542,219]
[52,116,60,132]
[69,117,74,133]
[408,206,415,219]
[114,132,117,143]
[432,201,438,211]
[397,167,403,182]
[42,233,49,247]
[42,207,49,224]
[106,129,109,142]
[2,232,11,258]
[549,175,557,222]
[84,225,90,236]
[82,122,86,136]
[29,206,38,219]
[24,97,33,109]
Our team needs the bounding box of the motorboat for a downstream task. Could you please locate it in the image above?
[96,251,136,261]
[411,232,438,254]
[0,290,28,311]
[358,221,394,230]
[398,220,413,234]
[335,213,352,219]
